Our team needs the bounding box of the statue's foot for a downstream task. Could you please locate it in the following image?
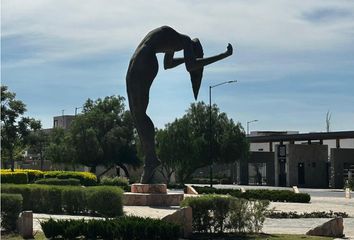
[140,160,161,184]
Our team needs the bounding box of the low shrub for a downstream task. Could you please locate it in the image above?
[0,169,97,185]
[1,169,44,183]
[190,178,219,184]
[44,171,97,186]
[18,169,44,183]
[167,183,186,190]
[61,187,87,214]
[87,186,124,217]
[266,210,349,218]
[181,195,269,233]
[35,178,81,186]
[193,186,311,203]
[1,184,62,213]
[1,184,123,217]
[41,217,181,240]
[1,193,23,231]
[0,171,28,184]
[100,176,130,191]
[345,179,353,190]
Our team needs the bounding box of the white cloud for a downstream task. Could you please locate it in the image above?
[2,0,354,67]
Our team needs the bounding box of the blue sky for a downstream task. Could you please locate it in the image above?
[1,0,354,133]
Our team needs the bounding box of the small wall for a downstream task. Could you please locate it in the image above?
[331,148,354,188]
[287,144,328,188]
[240,151,275,186]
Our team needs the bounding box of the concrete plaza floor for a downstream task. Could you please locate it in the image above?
[33,198,354,239]
[33,193,354,239]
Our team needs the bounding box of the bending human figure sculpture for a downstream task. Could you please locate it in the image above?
[126,26,233,183]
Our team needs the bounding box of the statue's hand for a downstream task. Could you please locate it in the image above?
[225,43,233,57]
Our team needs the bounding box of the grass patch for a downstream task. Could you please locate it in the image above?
[1,232,333,240]
[191,233,333,239]
[1,231,46,240]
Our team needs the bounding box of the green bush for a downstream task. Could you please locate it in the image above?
[87,186,124,217]
[0,171,28,184]
[19,169,44,183]
[1,169,98,185]
[62,187,87,214]
[1,184,62,213]
[35,178,81,186]
[345,179,353,190]
[266,210,349,218]
[193,186,311,203]
[41,217,181,240]
[181,195,269,233]
[100,176,130,191]
[190,178,219,184]
[44,171,97,186]
[40,218,65,239]
[1,193,23,231]
[1,169,45,183]
[1,184,123,217]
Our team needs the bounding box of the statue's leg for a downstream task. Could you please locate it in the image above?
[134,107,161,183]
[127,53,160,183]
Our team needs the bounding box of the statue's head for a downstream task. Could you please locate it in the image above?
[190,38,204,100]
[192,38,204,58]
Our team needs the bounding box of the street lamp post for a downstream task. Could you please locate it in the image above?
[209,80,237,187]
[247,119,258,135]
[75,107,82,116]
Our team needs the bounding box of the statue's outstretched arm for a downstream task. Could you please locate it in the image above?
[164,52,185,69]
[184,43,233,72]
[164,43,233,71]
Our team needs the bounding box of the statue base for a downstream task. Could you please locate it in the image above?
[123,184,184,206]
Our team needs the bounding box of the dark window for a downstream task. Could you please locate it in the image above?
[312,162,316,168]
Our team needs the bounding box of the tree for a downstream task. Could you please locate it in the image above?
[1,85,41,171]
[45,127,76,168]
[27,128,49,170]
[68,96,141,176]
[157,102,249,184]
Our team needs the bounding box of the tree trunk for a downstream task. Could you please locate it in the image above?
[10,149,14,172]
[116,163,130,179]
[40,150,44,171]
[90,166,96,174]
[97,165,114,179]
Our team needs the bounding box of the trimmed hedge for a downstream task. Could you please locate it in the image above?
[1,193,23,231]
[181,195,269,233]
[190,178,219,184]
[100,176,130,191]
[87,186,124,217]
[266,210,349,218]
[35,178,81,186]
[41,217,181,240]
[1,172,28,184]
[1,184,123,217]
[44,171,97,186]
[0,169,97,186]
[17,169,44,182]
[193,186,311,203]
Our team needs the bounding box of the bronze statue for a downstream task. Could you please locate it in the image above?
[126,26,233,183]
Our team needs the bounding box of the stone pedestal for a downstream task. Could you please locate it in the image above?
[163,207,192,238]
[123,184,184,206]
[306,217,344,238]
[131,183,167,193]
[17,211,33,239]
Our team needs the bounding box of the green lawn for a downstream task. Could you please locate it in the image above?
[191,233,334,240]
[1,232,334,240]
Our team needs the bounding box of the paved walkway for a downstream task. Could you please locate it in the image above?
[33,196,354,239]
[270,196,354,217]
[263,218,354,239]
